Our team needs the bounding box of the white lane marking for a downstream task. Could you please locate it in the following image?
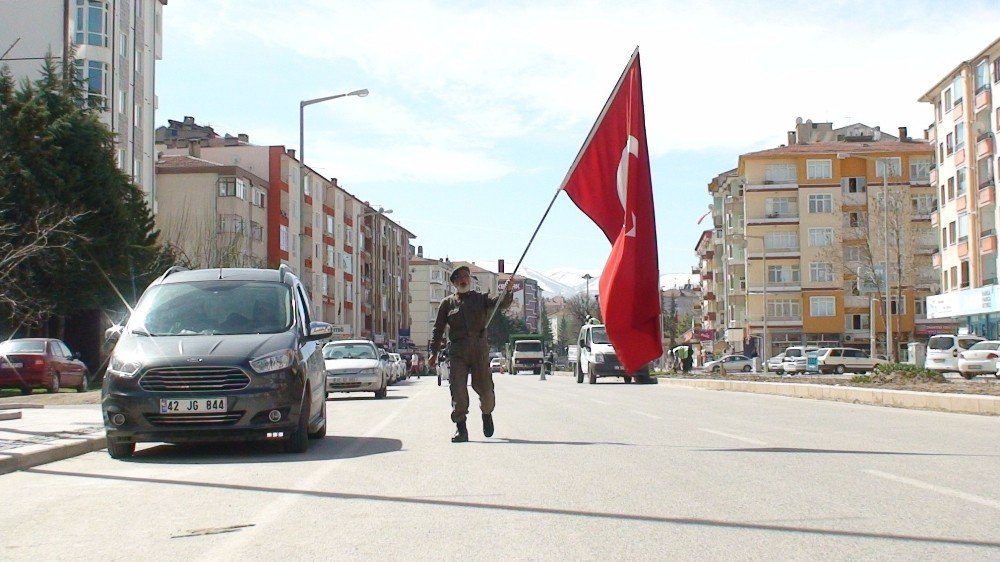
[865,470,1000,510]
[631,410,660,420]
[198,385,431,559]
[590,399,612,405]
[698,428,767,446]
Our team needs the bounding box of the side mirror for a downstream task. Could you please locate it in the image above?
[105,325,123,344]
[305,321,333,342]
[71,351,82,360]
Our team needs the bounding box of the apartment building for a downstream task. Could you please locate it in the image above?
[408,256,452,350]
[155,126,414,345]
[704,119,937,360]
[922,36,1000,338]
[1,0,166,206]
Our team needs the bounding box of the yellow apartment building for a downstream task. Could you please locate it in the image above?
[705,119,938,360]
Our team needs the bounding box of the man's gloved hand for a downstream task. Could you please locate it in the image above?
[428,354,437,369]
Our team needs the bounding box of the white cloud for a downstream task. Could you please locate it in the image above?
[164,0,1000,184]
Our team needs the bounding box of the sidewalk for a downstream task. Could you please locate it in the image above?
[0,403,105,475]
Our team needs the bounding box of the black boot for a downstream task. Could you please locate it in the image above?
[451,421,468,443]
[482,414,494,438]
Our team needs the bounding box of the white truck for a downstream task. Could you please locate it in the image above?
[574,322,648,384]
[508,336,545,375]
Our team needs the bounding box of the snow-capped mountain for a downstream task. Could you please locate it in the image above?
[523,267,699,298]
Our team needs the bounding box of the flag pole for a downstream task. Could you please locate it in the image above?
[484,185,563,333]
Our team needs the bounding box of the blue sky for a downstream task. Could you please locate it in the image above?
[157,0,999,278]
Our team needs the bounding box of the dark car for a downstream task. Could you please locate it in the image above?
[101,266,332,459]
[0,338,90,394]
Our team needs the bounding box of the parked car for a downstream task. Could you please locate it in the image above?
[781,346,820,374]
[0,338,90,394]
[324,340,389,398]
[388,353,407,382]
[489,357,504,373]
[957,340,1000,379]
[815,347,888,374]
[101,266,332,460]
[766,352,785,374]
[925,334,986,375]
[704,354,754,373]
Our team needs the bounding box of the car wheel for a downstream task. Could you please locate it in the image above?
[76,372,90,392]
[588,366,597,384]
[960,372,975,380]
[624,376,633,383]
[47,371,60,393]
[741,365,752,372]
[575,362,583,383]
[375,383,388,399]
[308,399,327,439]
[711,366,720,374]
[835,365,845,374]
[106,437,135,460]
[284,390,310,454]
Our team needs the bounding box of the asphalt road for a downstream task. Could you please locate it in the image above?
[1,373,998,560]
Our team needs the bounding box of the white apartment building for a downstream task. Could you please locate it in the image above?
[409,256,453,350]
[0,0,166,207]
[923,36,1000,338]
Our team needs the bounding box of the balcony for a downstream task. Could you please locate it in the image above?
[932,252,941,268]
[978,135,994,159]
[950,100,964,121]
[955,147,966,167]
[979,185,996,206]
[958,240,970,258]
[929,167,938,184]
[704,292,716,301]
[957,196,968,212]
[704,311,717,322]
[844,295,870,308]
[981,233,998,254]
[930,209,939,227]
[691,266,700,275]
[915,244,937,255]
[747,212,799,225]
[975,88,992,112]
[702,271,714,281]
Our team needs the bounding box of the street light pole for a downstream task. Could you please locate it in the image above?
[582,273,593,316]
[297,88,369,280]
[881,158,892,361]
[733,233,767,371]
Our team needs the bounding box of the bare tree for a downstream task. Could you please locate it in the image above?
[0,208,87,331]
[158,206,254,270]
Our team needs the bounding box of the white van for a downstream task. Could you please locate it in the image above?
[924,334,985,374]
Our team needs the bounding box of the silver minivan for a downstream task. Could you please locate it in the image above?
[925,334,985,374]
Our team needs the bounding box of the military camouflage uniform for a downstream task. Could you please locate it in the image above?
[431,290,514,423]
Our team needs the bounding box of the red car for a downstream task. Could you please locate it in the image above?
[0,338,90,394]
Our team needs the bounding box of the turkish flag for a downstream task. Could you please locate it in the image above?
[562,49,661,374]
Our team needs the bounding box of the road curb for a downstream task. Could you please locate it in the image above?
[0,432,106,476]
[657,378,1000,416]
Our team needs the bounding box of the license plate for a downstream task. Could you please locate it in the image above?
[933,358,944,362]
[159,397,227,414]
[968,365,981,370]
[332,377,358,383]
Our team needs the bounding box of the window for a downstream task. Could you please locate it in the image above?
[346,227,355,245]
[848,212,866,228]
[280,225,289,251]
[952,75,964,105]
[75,60,109,105]
[950,266,958,289]
[944,87,953,108]
[340,252,353,274]
[808,228,833,247]
[764,231,798,250]
[431,269,443,282]
[842,177,867,193]
[912,194,936,214]
[325,215,334,235]
[810,296,836,317]
[250,221,263,242]
[75,0,109,47]
[218,214,245,234]
[915,297,927,318]
[994,59,1000,84]
[845,247,863,262]
[875,157,902,178]
[955,122,966,151]
[909,159,931,182]
[767,299,800,319]
[956,167,968,196]
[765,164,796,183]
[946,133,954,155]
[978,156,995,188]
[958,214,969,242]
[809,262,834,283]
[252,189,266,208]
[303,176,312,197]
[975,60,989,92]
[217,177,247,199]
[765,197,796,217]
[808,194,833,213]
[767,265,800,284]
[948,221,957,245]
[890,296,907,315]
[947,176,955,200]
[846,314,870,330]
[806,159,832,180]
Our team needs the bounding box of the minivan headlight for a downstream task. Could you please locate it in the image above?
[593,353,604,363]
[107,354,143,378]
[250,350,294,374]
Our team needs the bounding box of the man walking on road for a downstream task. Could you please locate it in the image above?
[428,266,514,442]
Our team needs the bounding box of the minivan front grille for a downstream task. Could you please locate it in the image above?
[139,366,251,392]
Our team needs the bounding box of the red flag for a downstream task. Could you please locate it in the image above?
[561,49,661,374]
